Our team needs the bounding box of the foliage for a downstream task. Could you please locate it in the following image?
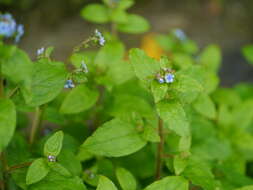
[0,1,253,190]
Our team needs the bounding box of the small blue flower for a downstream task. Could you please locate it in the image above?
[81,61,88,73]
[173,29,187,41]
[165,73,175,83]
[95,29,105,46]
[157,77,165,84]
[64,79,75,89]
[15,24,24,42]
[0,13,16,38]
[37,47,45,56]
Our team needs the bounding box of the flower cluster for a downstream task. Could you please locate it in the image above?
[0,13,24,42]
[64,79,75,89]
[47,155,56,162]
[37,47,45,56]
[156,68,175,84]
[95,29,105,46]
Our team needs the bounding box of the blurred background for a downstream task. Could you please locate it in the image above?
[0,0,253,86]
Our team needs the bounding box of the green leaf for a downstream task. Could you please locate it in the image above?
[28,171,87,190]
[1,47,33,84]
[144,176,188,190]
[242,45,253,65]
[173,155,188,175]
[199,44,221,72]
[48,162,72,177]
[169,73,203,104]
[0,98,16,152]
[118,0,134,10]
[117,14,150,34]
[236,186,253,190]
[182,157,218,190]
[110,8,128,24]
[157,100,190,137]
[193,93,216,119]
[116,167,137,190]
[81,118,147,157]
[129,48,160,81]
[44,131,64,157]
[21,59,67,106]
[151,80,168,103]
[81,4,109,23]
[97,175,118,190]
[60,85,99,114]
[26,158,49,185]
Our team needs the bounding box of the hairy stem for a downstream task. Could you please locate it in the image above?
[29,107,43,144]
[7,86,19,98]
[155,117,164,180]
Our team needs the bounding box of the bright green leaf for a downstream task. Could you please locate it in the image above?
[117,14,150,34]
[26,158,49,185]
[157,100,190,137]
[242,45,253,65]
[81,4,109,23]
[144,176,188,190]
[97,175,118,190]
[0,98,16,153]
[193,93,216,119]
[81,118,147,157]
[116,167,137,190]
[44,131,64,157]
[60,85,99,114]
[151,80,168,103]
[129,48,160,81]
[21,59,67,106]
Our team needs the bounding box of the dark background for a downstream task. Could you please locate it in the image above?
[1,0,253,86]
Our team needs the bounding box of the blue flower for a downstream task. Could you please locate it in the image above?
[157,77,165,84]
[0,13,16,38]
[64,79,75,89]
[37,47,45,56]
[15,24,24,42]
[95,29,105,46]
[173,29,187,41]
[165,73,175,83]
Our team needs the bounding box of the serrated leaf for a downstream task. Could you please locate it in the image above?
[129,48,160,81]
[0,98,16,152]
[21,59,67,106]
[117,14,150,34]
[44,131,64,157]
[116,167,137,190]
[157,100,190,137]
[26,158,49,185]
[60,85,99,114]
[81,4,109,23]
[144,176,188,190]
[97,176,118,190]
[81,118,147,157]
[193,93,216,119]
[151,80,168,103]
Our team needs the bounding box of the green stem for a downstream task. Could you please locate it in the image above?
[111,23,118,37]
[0,76,4,98]
[29,107,43,144]
[7,86,19,98]
[155,117,164,180]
